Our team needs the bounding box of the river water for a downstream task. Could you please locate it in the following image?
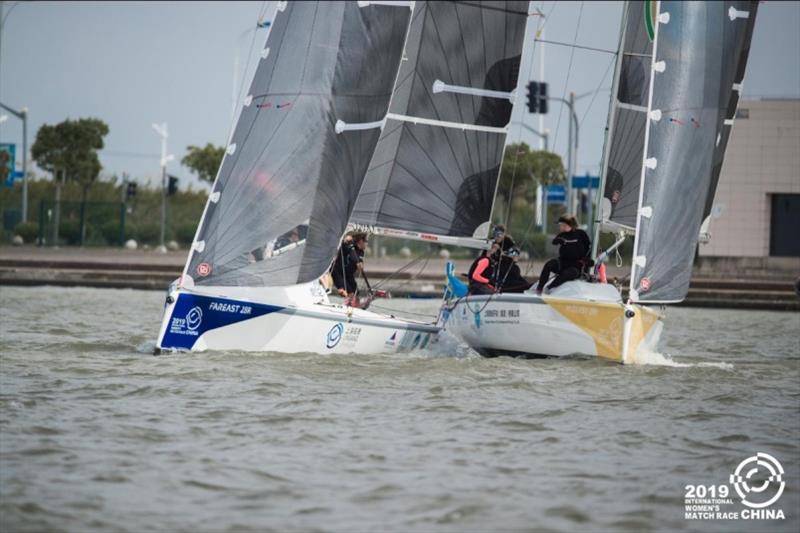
[1,285,798,532]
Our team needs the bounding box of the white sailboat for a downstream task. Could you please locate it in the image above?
[439,1,760,363]
[154,1,440,355]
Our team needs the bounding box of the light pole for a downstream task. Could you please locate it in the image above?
[0,101,28,222]
[152,122,174,252]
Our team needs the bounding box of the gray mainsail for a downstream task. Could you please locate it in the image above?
[599,1,653,232]
[184,2,411,287]
[630,1,759,303]
[350,1,529,240]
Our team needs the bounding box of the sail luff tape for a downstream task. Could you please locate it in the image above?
[335,118,386,134]
[385,113,508,134]
[728,6,749,20]
[634,255,647,268]
[193,240,206,253]
[649,109,662,122]
[261,47,270,60]
[243,95,253,107]
[644,157,657,169]
[432,79,515,102]
[226,143,237,155]
[653,61,666,73]
[357,1,414,7]
[209,191,221,203]
[638,206,653,219]
[658,12,670,24]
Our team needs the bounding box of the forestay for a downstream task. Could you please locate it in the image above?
[630,1,759,303]
[350,1,529,242]
[184,2,411,287]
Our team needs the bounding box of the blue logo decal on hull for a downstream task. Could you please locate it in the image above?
[159,293,283,350]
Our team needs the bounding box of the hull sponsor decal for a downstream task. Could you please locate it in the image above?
[161,293,283,350]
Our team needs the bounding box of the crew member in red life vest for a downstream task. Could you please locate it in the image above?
[468,243,499,295]
[535,215,591,294]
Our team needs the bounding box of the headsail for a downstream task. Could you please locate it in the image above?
[598,1,654,232]
[184,1,411,287]
[629,1,759,303]
[350,1,529,244]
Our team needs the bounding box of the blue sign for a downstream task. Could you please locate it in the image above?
[545,184,566,204]
[1,143,16,188]
[571,175,600,189]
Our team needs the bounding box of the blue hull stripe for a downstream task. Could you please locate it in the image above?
[160,293,284,350]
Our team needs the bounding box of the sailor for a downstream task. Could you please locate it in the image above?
[535,215,591,294]
[330,232,368,300]
[468,243,499,295]
[496,247,531,293]
[491,224,516,254]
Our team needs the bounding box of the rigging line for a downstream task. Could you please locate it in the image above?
[532,38,616,56]
[578,54,616,128]
[551,1,584,162]
[502,2,544,228]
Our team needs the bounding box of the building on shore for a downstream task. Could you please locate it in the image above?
[698,98,800,276]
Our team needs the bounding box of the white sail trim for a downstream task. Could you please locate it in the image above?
[385,113,508,134]
[335,118,385,134]
[358,1,414,7]
[728,6,749,20]
[617,102,648,113]
[432,79,515,102]
[347,223,491,250]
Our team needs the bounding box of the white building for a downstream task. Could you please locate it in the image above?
[700,99,800,263]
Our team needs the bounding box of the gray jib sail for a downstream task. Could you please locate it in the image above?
[350,1,528,238]
[601,1,653,230]
[185,2,410,287]
[702,1,759,221]
[631,1,758,303]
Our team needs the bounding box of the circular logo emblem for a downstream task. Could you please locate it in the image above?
[326,323,344,349]
[729,453,785,509]
[186,306,203,331]
[639,277,651,291]
[196,262,211,277]
[611,190,621,204]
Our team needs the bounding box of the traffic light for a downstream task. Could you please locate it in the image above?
[526,81,549,114]
[526,81,538,113]
[539,82,548,114]
[126,182,137,200]
[167,175,179,196]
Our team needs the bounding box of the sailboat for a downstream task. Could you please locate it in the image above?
[436,1,760,362]
[154,1,441,354]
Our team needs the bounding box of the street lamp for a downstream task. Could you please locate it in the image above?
[152,122,174,252]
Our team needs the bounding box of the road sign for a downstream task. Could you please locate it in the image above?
[571,175,600,189]
[545,184,566,204]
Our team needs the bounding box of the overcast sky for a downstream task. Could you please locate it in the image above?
[1,1,798,191]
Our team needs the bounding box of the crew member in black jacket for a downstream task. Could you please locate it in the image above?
[535,215,591,294]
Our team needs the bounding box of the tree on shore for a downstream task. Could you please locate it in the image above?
[182,143,224,183]
[31,118,110,243]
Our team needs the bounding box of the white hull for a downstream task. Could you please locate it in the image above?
[155,281,438,355]
[440,281,663,364]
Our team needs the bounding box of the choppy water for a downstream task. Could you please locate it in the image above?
[1,285,798,532]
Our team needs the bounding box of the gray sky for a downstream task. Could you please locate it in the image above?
[1,1,798,191]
